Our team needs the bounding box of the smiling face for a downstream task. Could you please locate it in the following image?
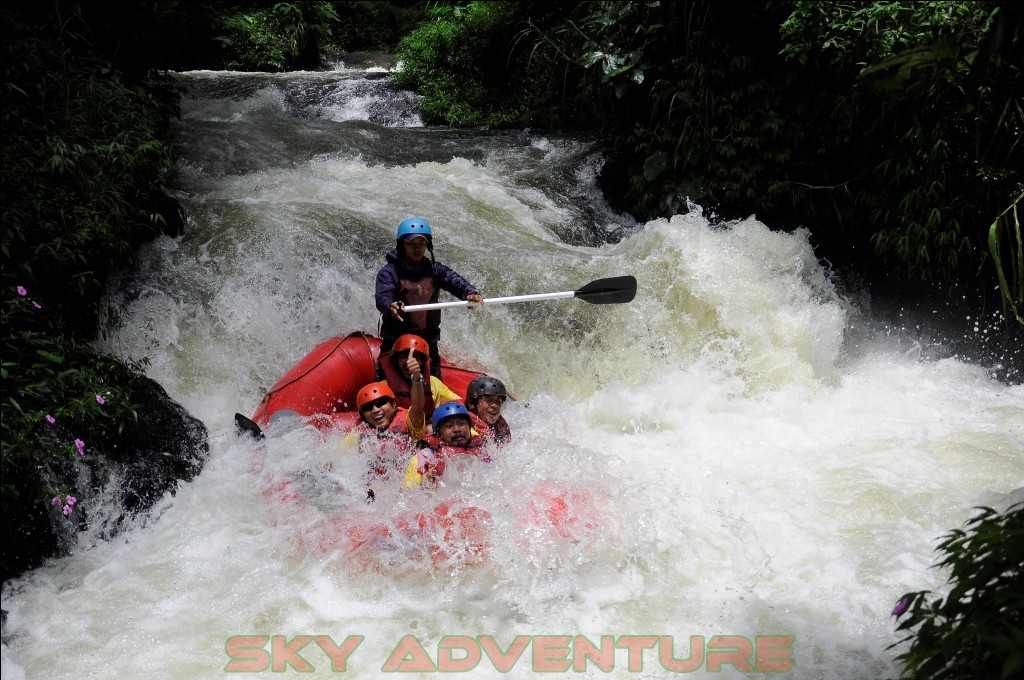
[401,236,429,262]
[437,415,472,446]
[360,396,397,430]
[473,394,505,426]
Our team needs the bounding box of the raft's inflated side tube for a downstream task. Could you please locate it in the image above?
[251,332,493,428]
[437,362,484,402]
[252,333,379,426]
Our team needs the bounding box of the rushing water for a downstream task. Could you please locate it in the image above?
[3,57,1022,680]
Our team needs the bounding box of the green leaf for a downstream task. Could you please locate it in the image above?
[643,151,667,181]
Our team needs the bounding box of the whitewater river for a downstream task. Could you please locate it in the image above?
[3,57,1022,679]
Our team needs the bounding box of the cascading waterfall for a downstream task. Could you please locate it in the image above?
[2,56,1022,680]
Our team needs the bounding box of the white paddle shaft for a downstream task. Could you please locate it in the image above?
[402,290,575,312]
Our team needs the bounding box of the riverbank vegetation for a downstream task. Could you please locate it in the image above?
[3,5,173,517]
[393,1,1022,329]
[1,3,217,581]
[1,0,425,581]
[891,503,1023,680]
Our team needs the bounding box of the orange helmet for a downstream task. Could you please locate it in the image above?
[356,382,396,411]
[392,334,429,359]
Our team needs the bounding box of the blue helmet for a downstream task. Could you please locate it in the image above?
[432,400,470,431]
[397,218,432,241]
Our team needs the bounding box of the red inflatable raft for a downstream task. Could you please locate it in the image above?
[241,332,607,572]
[249,332,485,431]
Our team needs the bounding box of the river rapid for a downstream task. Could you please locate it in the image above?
[2,56,1022,680]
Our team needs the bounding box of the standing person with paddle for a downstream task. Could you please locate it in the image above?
[375,217,483,380]
[233,276,634,442]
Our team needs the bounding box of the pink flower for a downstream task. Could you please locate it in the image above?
[17,286,27,296]
[74,438,85,455]
[51,496,62,506]
[32,301,42,309]
[46,414,56,424]
[95,394,105,405]
[66,496,77,506]
[62,505,73,516]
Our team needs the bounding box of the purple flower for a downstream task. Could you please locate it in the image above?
[63,505,73,516]
[32,301,42,309]
[46,414,56,424]
[74,438,85,455]
[66,496,77,506]
[95,394,105,405]
[51,496,62,506]
[17,286,27,296]
[892,596,910,617]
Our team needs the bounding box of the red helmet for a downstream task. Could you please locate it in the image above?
[356,382,396,411]
[392,334,429,359]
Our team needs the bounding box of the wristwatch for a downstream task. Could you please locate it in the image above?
[411,374,423,384]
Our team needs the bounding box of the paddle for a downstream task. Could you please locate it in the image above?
[401,275,637,312]
[234,412,265,440]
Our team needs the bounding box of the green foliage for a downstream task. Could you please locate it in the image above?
[1,292,144,502]
[890,503,1024,680]
[988,193,1024,327]
[558,1,809,219]
[390,0,1020,295]
[217,9,289,70]
[394,1,557,127]
[779,1,1022,284]
[2,6,171,509]
[215,2,339,70]
[2,7,174,331]
[328,0,422,53]
[780,1,986,67]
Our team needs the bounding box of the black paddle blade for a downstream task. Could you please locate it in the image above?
[234,412,265,440]
[574,276,637,304]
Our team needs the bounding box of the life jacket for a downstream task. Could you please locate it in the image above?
[356,407,414,479]
[415,432,492,481]
[398,274,436,331]
[468,411,511,446]
[378,253,440,338]
[377,351,436,417]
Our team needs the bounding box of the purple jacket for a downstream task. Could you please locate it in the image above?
[375,249,478,339]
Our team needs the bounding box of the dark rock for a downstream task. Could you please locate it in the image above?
[101,375,209,519]
[333,51,400,71]
[0,374,208,585]
[1,489,59,587]
[152,192,187,239]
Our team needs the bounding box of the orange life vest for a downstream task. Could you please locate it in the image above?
[377,351,436,417]
[468,411,511,445]
[357,407,414,479]
[415,432,491,479]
